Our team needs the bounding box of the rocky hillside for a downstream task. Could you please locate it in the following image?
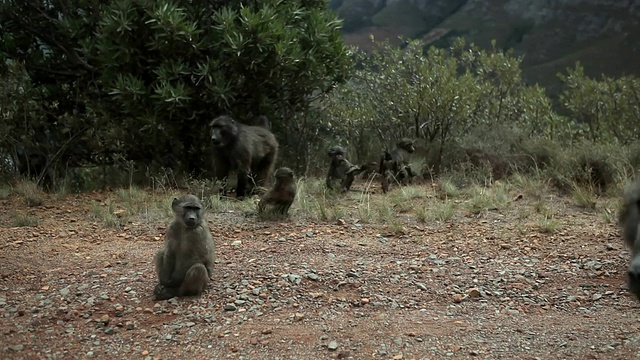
[331,0,640,94]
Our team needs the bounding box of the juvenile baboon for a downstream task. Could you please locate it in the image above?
[326,146,368,192]
[154,195,216,301]
[619,182,640,300]
[258,167,297,215]
[379,138,416,193]
[209,115,279,200]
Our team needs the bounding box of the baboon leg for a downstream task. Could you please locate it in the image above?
[214,163,231,197]
[178,263,209,297]
[236,168,250,200]
[253,158,275,191]
[326,174,334,190]
[629,255,640,296]
[154,283,178,300]
[341,172,356,193]
[628,223,640,297]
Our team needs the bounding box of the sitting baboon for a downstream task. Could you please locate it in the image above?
[379,138,416,193]
[326,146,368,192]
[619,182,640,300]
[154,195,216,301]
[258,167,297,215]
[209,115,279,200]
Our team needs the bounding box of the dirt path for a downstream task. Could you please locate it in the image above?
[1,190,639,359]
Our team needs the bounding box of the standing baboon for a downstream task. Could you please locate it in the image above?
[379,138,416,193]
[619,182,640,300]
[154,195,216,301]
[209,115,279,200]
[326,146,368,192]
[258,167,297,215]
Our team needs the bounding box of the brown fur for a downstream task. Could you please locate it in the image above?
[258,167,297,215]
[619,182,640,300]
[326,146,368,192]
[209,115,279,200]
[379,138,416,193]
[153,195,215,300]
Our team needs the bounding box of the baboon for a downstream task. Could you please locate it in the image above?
[379,138,416,193]
[258,167,297,215]
[209,115,279,200]
[153,195,215,301]
[326,146,368,192]
[619,182,640,300]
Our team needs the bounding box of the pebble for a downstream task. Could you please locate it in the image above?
[327,340,338,351]
[8,344,24,351]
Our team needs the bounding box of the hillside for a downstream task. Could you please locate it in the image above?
[331,0,640,94]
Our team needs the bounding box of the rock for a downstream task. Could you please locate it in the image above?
[467,288,481,298]
[223,304,237,311]
[8,344,24,351]
[327,340,338,351]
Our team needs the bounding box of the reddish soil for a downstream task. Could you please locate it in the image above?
[0,188,639,360]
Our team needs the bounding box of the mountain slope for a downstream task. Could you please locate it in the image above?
[332,0,640,93]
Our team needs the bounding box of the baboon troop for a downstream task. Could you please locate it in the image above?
[154,195,216,301]
[209,115,279,200]
[619,182,640,300]
[323,139,417,194]
[379,138,416,193]
[258,167,297,216]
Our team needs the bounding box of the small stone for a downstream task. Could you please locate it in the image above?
[100,314,110,324]
[104,328,115,335]
[392,354,403,360]
[8,345,24,352]
[467,288,481,298]
[360,298,370,305]
[327,340,338,351]
[294,313,304,321]
[223,303,237,312]
[141,350,149,356]
[125,322,135,330]
[452,294,464,303]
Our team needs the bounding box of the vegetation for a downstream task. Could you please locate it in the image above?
[1,1,639,208]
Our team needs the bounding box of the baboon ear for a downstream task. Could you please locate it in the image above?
[171,197,180,211]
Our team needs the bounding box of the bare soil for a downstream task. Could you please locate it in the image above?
[1,186,639,360]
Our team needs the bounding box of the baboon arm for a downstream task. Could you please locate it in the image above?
[326,173,333,189]
[158,253,176,286]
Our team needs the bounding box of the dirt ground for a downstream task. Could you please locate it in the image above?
[1,184,639,360]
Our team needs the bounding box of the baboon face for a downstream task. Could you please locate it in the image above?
[274,167,294,180]
[209,116,238,147]
[172,195,203,229]
[328,146,345,158]
[398,138,415,153]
